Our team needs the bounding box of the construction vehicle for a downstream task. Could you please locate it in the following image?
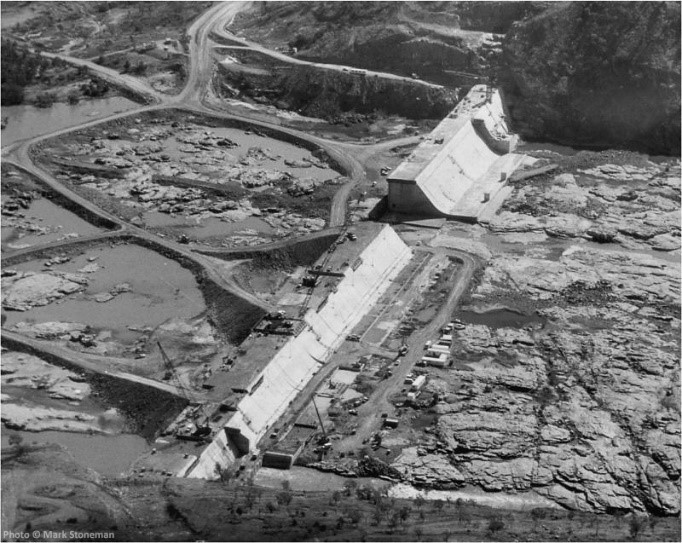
[158,341,196,405]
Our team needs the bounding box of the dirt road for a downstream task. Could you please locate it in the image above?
[337,246,479,452]
[212,22,446,90]
[1,330,192,399]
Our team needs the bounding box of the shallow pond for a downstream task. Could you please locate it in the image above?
[1,429,150,476]
[1,97,138,147]
[5,244,206,343]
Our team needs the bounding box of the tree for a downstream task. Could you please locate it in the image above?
[443,528,452,541]
[343,479,357,497]
[488,518,505,534]
[34,91,56,108]
[415,494,426,509]
[399,505,410,524]
[414,526,424,541]
[348,509,363,525]
[67,90,80,105]
[276,489,293,507]
[629,516,644,541]
[8,433,24,452]
[1,83,24,106]
[372,506,384,526]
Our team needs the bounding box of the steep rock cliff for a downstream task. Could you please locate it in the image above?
[501,2,681,155]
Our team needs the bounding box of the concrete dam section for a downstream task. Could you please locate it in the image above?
[387,85,534,221]
[184,224,412,478]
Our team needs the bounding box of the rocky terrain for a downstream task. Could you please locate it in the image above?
[489,160,680,252]
[215,59,460,120]
[1,351,125,433]
[501,2,681,155]
[386,156,681,515]
[1,269,88,311]
[230,2,544,85]
[36,113,338,246]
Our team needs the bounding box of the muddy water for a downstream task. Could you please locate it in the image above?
[1,97,137,147]
[457,307,546,329]
[1,196,101,253]
[5,244,206,343]
[1,429,150,476]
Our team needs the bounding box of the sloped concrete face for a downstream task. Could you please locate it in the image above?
[387,86,531,221]
[186,225,412,478]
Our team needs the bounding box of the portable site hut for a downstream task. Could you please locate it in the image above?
[422,352,448,368]
[427,344,450,356]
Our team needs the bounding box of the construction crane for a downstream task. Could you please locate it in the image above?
[312,396,327,442]
[298,225,350,317]
[157,341,195,404]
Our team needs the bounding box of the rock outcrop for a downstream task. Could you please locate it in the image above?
[501,2,681,155]
[2,270,88,311]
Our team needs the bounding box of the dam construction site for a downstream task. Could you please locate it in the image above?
[1,2,680,541]
[2,81,530,481]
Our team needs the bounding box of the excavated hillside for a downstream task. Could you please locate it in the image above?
[501,2,681,155]
[215,62,459,120]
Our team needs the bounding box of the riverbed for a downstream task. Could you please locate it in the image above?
[4,243,206,344]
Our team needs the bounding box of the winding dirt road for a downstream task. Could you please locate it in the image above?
[212,18,446,90]
[1,3,475,413]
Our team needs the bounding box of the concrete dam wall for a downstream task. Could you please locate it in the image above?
[186,225,412,478]
[387,85,531,221]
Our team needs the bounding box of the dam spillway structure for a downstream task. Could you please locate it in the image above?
[166,223,412,479]
[387,85,534,222]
